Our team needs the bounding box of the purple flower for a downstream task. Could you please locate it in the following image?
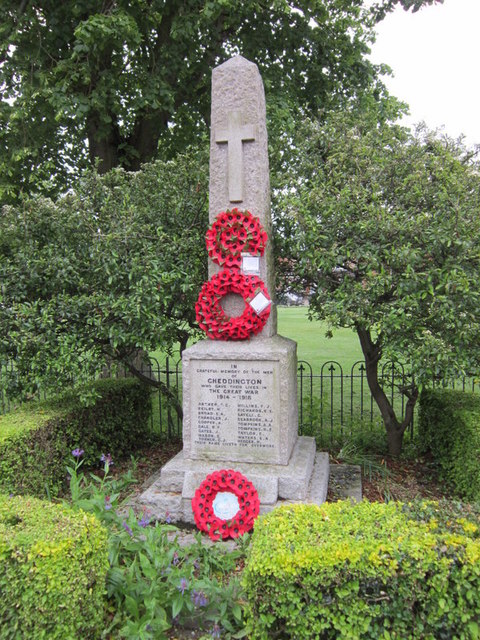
[210,623,222,638]
[172,551,180,566]
[165,511,172,524]
[191,589,208,608]
[122,521,133,537]
[72,448,84,458]
[193,558,200,570]
[104,496,112,511]
[100,453,113,465]
[138,511,150,528]
[177,578,188,595]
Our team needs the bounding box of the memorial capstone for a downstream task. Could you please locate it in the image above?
[139,56,328,523]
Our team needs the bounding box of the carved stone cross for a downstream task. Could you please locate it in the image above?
[215,110,256,203]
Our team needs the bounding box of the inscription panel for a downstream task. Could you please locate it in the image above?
[190,359,279,460]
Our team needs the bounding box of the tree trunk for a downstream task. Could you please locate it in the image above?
[356,325,417,456]
[127,111,169,171]
[87,112,120,174]
[87,109,170,173]
[122,357,183,421]
[385,425,404,457]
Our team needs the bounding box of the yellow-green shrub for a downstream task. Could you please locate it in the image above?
[0,494,108,639]
[0,377,151,497]
[243,501,480,639]
[419,389,480,500]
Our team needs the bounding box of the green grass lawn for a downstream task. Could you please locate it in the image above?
[277,306,363,372]
[151,305,363,373]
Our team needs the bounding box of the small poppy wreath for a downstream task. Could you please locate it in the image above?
[206,208,267,268]
[195,269,271,340]
[191,469,260,541]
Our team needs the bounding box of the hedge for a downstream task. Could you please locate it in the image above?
[0,378,152,497]
[0,494,109,639]
[243,501,480,639]
[419,388,480,501]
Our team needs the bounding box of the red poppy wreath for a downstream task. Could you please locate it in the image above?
[191,469,260,540]
[195,269,271,340]
[206,208,267,268]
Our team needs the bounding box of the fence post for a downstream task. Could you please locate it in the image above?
[320,361,343,444]
[165,357,172,439]
[298,362,304,435]
[297,361,313,437]
[175,359,182,437]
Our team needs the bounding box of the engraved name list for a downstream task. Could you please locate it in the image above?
[190,360,278,455]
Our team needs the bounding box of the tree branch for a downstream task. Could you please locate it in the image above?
[120,357,183,420]
[400,384,418,432]
[18,0,29,16]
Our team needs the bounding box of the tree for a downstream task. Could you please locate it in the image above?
[282,105,480,455]
[0,149,209,411]
[0,0,440,204]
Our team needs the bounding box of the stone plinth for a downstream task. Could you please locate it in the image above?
[140,440,329,524]
[182,336,297,466]
[138,335,330,525]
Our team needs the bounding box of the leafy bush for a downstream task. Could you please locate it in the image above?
[0,378,151,497]
[67,452,247,639]
[0,155,208,400]
[243,501,480,639]
[419,388,480,500]
[0,494,108,639]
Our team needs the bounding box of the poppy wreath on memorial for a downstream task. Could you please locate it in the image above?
[195,268,271,340]
[191,469,260,541]
[206,208,267,268]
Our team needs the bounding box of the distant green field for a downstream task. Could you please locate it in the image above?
[277,306,363,372]
[151,305,363,373]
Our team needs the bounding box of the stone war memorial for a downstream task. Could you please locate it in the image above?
[140,55,329,535]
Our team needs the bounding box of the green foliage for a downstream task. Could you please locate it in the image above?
[419,389,480,501]
[66,452,248,639]
[371,0,444,22]
[0,377,151,497]
[0,402,56,443]
[280,103,480,453]
[243,501,480,639]
[106,521,246,639]
[0,493,108,640]
[0,153,208,398]
[287,107,480,385]
[0,0,403,203]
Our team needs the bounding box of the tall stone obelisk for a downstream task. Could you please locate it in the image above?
[208,55,276,338]
[140,56,328,523]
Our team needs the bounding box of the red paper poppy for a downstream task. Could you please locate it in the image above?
[191,469,260,541]
[206,208,267,268]
[195,269,271,340]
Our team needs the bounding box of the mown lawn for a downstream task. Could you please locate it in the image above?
[277,306,363,372]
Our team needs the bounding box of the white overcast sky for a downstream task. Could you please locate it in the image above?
[368,0,480,147]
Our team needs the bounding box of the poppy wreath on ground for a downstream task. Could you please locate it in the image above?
[195,269,271,340]
[191,469,260,541]
[206,208,268,268]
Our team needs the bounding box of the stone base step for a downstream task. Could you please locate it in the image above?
[138,437,329,524]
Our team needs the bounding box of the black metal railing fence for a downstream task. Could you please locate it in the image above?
[1,357,478,446]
